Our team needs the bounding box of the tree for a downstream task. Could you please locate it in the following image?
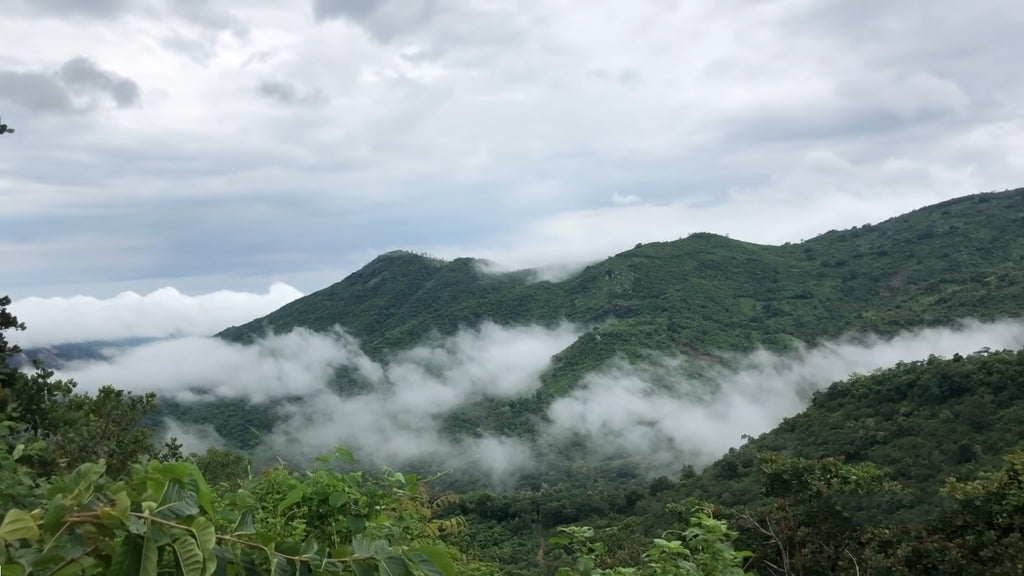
[1,296,161,478]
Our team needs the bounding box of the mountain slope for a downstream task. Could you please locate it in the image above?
[631,346,1024,524]
[218,188,1024,401]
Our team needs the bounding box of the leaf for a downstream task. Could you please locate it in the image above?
[334,446,355,463]
[328,491,349,507]
[346,516,367,534]
[172,535,205,576]
[141,532,159,576]
[12,443,24,460]
[351,558,378,576]
[407,545,456,576]
[0,509,39,542]
[379,554,412,576]
[65,462,106,507]
[232,508,255,535]
[113,490,131,523]
[351,535,377,558]
[42,499,69,535]
[192,517,217,552]
[277,486,306,514]
[148,461,215,517]
[109,534,144,576]
[300,537,320,558]
[270,556,295,576]
[156,478,200,519]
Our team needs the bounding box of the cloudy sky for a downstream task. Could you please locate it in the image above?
[3,0,1023,304]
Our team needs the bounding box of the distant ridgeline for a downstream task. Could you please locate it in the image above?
[149,188,1024,448]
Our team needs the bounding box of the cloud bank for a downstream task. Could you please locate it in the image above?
[546,319,1024,469]
[51,317,1024,480]
[9,283,303,346]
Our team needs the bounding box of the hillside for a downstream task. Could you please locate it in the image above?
[196,189,1024,442]
[647,347,1024,509]
[222,188,1024,364]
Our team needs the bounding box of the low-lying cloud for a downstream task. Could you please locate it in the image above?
[9,283,303,347]
[56,321,581,482]
[48,317,1024,481]
[545,318,1024,469]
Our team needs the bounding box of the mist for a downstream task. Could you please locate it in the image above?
[544,318,1024,470]
[52,317,1024,481]
[57,321,582,482]
[9,283,303,347]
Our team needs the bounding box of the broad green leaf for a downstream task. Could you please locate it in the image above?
[0,509,39,542]
[379,555,412,576]
[351,535,377,558]
[12,443,24,460]
[346,516,367,534]
[334,446,355,463]
[113,490,131,523]
[407,545,456,576]
[65,462,106,507]
[351,558,378,576]
[328,491,349,507]
[156,478,200,519]
[128,516,148,535]
[42,499,68,534]
[228,544,249,576]
[277,486,306,514]
[148,461,215,517]
[172,535,205,576]
[232,507,255,535]
[141,532,159,576]
[300,537,320,558]
[191,516,217,554]
[1,564,26,576]
[109,534,144,576]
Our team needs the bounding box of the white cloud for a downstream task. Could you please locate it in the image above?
[1,1,1021,297]
[55,321,580,482]
[49,314,1024,481]
[10,283,303,346]
[610,192,641,206]
[545,318,1024,470]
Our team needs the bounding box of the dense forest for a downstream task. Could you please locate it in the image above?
[5,188,1024,574]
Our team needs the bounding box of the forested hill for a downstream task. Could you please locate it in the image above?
[653,347,1024,511]
[219,188,1024,390]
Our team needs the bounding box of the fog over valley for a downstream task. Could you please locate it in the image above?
[35,315,1024,482]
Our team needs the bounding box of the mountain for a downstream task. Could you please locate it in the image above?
[118,188,1024,574]
[201,188,1024,440]
[12,338,162,370]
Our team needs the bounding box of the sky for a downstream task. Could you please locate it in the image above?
[2,0,1023,308]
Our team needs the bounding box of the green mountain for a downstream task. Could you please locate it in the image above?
[223,187,1024,363]
[196,188,1024,443]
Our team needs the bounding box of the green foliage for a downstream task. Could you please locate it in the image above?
[549,505,753,575]
[680,348,1024,511]
[0,455,460,575]
[2,297,162,480]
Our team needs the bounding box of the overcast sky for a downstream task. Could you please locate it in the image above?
[3,0,1023,302]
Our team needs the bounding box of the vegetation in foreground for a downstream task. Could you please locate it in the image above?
[5,293,1024,574]
[0,295,757,575]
